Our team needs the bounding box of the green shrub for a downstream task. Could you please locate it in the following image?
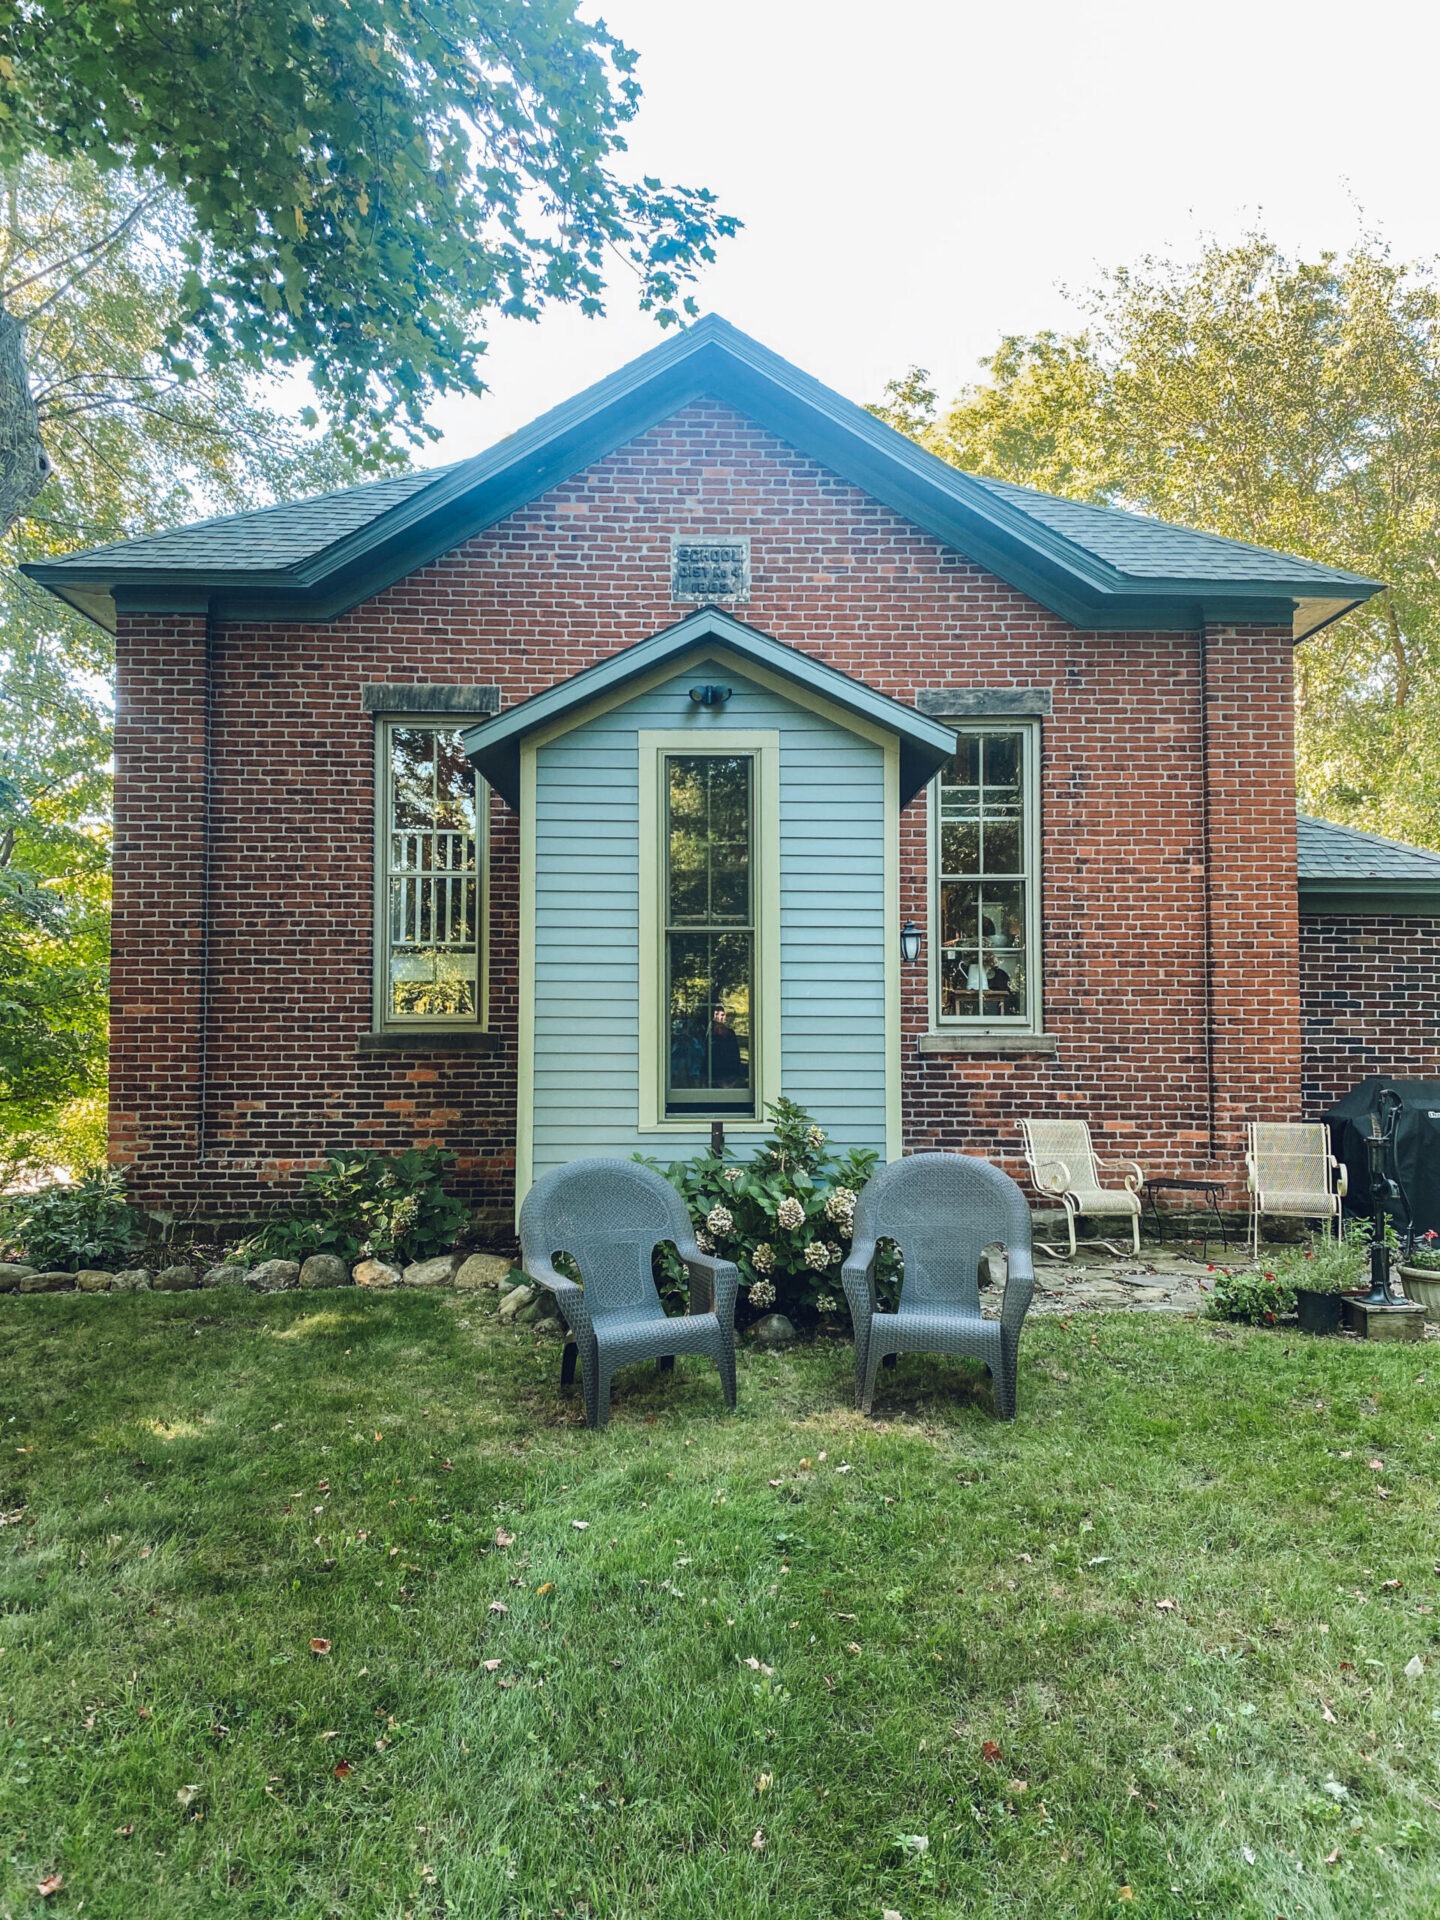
[1,1167,137,1271]
[228,1148,469,1267]
[1206,1265,1296,1326]
[1272,1226,1369,1295]
[641,1097,893,1325]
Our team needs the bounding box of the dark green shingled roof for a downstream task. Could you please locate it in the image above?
[23,315,1383,638]
[1298,814,1440,914]
[58,466,453,572]
[971,474,1374,590]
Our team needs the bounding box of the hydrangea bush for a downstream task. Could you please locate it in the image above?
[641,1097,892,1326]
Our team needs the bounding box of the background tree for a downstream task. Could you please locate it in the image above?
[0,0,738,531]
[1,156,381,1175]
[873,236,1440,847]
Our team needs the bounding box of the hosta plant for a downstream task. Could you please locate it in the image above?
[0,1166,138,1271]
[641,1097,893,1326]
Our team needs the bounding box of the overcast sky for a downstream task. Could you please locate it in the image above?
[423,0,1440,461]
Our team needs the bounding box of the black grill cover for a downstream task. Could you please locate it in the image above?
[1324,1076,1440,1241]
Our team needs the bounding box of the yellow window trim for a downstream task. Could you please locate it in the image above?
[637,730,781,1134]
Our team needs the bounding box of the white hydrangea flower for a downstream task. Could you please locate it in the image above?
[721,1165,743,1185]
[776,1195,805,1232]
[806,1124,827,1151]
[802,1240,830,1272]
[826,1241,842,1265]
[815,1293,837,1313]
[824,1185,857,1225]
[695,1229,714,1254]
[748,1279,777,1309]
[705,1204,734,1237]
[751,1242,775,1274]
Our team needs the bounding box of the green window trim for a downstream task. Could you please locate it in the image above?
[372,715,490,1033]
[928,717,1043,1034]
[637,729,781,1132]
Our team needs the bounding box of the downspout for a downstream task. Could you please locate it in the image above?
[1197,623,1216,1159]
[196,599,215,1161]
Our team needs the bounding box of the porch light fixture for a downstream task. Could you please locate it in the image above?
[688,683,733,707]
[899,919,923,965]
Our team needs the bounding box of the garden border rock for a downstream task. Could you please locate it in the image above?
[0,1253,519,1297]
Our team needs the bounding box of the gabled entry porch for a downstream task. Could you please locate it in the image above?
[464,610,954,1208]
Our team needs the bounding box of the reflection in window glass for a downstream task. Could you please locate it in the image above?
[384,725,481,1021]
[664,754,755,1115]
[936,727,1033,1022]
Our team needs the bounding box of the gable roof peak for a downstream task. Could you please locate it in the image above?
[24,312,1382,641]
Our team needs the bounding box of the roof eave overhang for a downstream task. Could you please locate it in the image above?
[23,318,1385,637]
[462,607,956,809]
[1299,879,1440,917]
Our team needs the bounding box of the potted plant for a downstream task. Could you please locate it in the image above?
[1398,1230,1440,1322]
[1281,1230,1369,1335]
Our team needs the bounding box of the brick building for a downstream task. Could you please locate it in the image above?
[26,318,1429,1232]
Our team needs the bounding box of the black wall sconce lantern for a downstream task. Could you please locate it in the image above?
[688,684,733,708]
[900,919,923,965]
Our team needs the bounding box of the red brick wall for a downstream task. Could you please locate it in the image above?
[110,400,1301,1225]
[1301,915,1440,1112]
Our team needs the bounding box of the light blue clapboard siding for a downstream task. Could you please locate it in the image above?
[530,662,888,1184]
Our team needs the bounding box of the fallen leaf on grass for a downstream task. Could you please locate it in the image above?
[536,1581,554,1596]
[1404,1654,1425,1680]
[844,1641,863,1655]
[982,1741,1003,1764]
[1320,1699,1337,1724]
[114,1823,134,1837]
[1007,1779,1029,1795]
[1376,1487,1391,1500]
[1325,1846,1342,1865]
[1154,1598,1178,1613]
[768,1477,784,1487]
[1117,1890,1134,1903]
[310,1638,331,1656]
[176,1784,202,1810]
[37,1875,63,1898]
[571,1520,589,1532]
[1381,1579,1403,1592]
[1242,1846,1256,1865]
[1368,1458,1385,1470]
[756,1772,772,1792]
[488,1601,509,1616]
[484,1659,503,1672]
[883,1911,904,1920]
[743,1657,774,1676]
[333,1760,352,1779]
[494,1528,515,1549]
[751,1827,766,1852]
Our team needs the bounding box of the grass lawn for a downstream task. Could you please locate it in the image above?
[2,1289,1439,1919]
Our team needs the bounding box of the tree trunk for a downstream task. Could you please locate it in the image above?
[0,304,52,536]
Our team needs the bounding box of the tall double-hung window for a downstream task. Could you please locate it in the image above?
[662,751,756,1116]
[376,721,486,1027]
[933,723,1040,1028]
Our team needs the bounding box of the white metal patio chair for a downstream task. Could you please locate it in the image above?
[1244,1122,1346,1259]
[1019,1118,1143,1257]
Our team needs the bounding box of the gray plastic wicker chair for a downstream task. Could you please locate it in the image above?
[518,1158,740,1429]
[841,1152,1036,1419]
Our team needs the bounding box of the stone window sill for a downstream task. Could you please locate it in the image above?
[918,1031,1057,1056]
[357,1031,504,1056]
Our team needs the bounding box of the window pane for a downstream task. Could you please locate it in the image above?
[385,725,480,1021]
[945,735,981,785]
[982,818,1020,874]
[664,754,756,1114]
[983,732,1021,789]
[940,820,980,874]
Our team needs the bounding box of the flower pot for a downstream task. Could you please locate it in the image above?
[1398,1267,1440,1323]
[1294,1288,1348,1336]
